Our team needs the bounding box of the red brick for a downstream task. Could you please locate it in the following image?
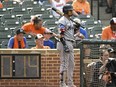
[19,83,27,86]
[0,50,80,87]
[1,83,9,85]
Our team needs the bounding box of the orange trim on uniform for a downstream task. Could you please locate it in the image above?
[13,35,25,48]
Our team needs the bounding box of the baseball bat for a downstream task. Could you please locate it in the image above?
[52,7,64,16]
[51,7,81,27]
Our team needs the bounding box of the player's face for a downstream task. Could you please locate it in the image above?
[34,21,43,29]
[68,10,73,16]
[102,51,109,61]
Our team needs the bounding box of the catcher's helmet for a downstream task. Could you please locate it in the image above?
[63,4,73,14]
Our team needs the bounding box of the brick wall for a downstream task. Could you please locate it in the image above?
[0,49,80,87]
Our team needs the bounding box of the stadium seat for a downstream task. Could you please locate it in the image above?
[24,34,33,40]
[41,5,52,15]
[84,20,102,28]
[0,8,9,16]
[0,27,16,37]
[43,20,58,28]
[48,26,58,33]
[0,21,3,27]
[42,1,51,6]
[4,20,21,28]
[21,1,39,8]
[0,26,9,31]
[27,41,35,48]
[88,26,102,39]
[1,40,8,48]
[20,14,32,24]
[1,14,19,24]
[30,7,48,15]
[41,5,51,11]
[40,14,55,21]
[2,1,20,8]
[84,20,95,25]
[91,26,102,39]
[11,7,28,16]
[0,31,11,44]
[78,14,94,21]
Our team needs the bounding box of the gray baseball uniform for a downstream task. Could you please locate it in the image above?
[57,16,75,86]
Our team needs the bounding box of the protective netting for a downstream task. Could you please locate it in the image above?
[79,40,116,87]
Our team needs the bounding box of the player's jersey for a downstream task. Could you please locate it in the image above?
[58,16,74,41]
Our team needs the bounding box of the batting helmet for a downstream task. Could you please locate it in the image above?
[63,4,73,14]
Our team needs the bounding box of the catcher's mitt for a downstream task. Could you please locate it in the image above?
[102,71,112,84]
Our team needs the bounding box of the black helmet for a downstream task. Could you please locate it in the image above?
[63,4,73,14]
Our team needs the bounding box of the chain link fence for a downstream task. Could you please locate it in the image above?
[79,40,116,87]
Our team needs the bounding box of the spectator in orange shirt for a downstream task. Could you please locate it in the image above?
[22,16,48,36]
[102,17,116,40]
[0,1,3,8]
[31,34,50,49]
[72,0,90,15]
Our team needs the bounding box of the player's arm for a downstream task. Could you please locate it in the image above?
[58,24,66,37]
[99,60,108,73]
[58,24,66,43]
[58,24,70,52]
[50,24,66,38]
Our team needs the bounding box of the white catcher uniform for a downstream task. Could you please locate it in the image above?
[57,16,75,86]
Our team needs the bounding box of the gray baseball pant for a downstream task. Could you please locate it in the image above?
[57,41,75,86]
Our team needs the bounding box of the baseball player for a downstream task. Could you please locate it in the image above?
[57,4,76,87]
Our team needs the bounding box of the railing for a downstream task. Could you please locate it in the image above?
[90,0,100,20]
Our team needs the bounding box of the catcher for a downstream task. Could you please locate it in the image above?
[90,49,109,87]
[99,55,116,87]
